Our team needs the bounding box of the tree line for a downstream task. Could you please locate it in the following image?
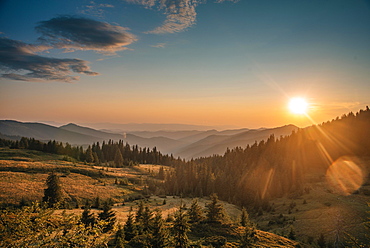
[0,137,185,167]
[1,107,369,210]
[162,107,370,209]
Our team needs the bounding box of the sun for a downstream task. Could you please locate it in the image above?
[288,97,308,114]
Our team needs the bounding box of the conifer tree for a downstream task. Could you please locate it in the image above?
[158,166,165,180]
[188,198,203,224]
[42,172,63,208]
[288,226,296,240]
[141,206,153,233]
[114,225,126,248]
[85,146,94,163]
[151,209,168,248]
[240,207,249,227]
[317,233,326,248]
[98,201,116,232]
[124,207,137,241]
[172,208,190,248]
[135,201,145,223]
[114,147,124,167]
[206,193,225,224]
[238,224,257,248]
[93,196,101,209]
[81,206,95,227]
[93,152,100,165]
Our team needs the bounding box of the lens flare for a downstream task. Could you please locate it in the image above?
[325,156,365,195]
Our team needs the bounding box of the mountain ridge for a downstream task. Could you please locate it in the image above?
[0,120,298,159]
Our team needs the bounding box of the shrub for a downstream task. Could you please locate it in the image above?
[203,236,227,248]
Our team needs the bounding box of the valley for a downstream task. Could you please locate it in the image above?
[0,146,369,247]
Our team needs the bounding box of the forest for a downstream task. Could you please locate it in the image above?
[0,108,369,247]
[2,108,369,208]
[164,108,370,208]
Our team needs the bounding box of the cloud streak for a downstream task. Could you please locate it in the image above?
[126,0,238,34]
[81,1,115,18]
[151,42,167,48]
[0,37,99,83]
[36,16,136,55]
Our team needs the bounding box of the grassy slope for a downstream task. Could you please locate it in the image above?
[253,162,370,245]
[0,148,136,205]
[5,148,368,246]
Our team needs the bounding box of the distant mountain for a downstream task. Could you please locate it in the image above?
[60,123,124,141]
[0,120,187,153]
[0,120,298,159]
[174,125,298,159]
[60,123,187,153]
[0,120,100,145]
[0,132,21,141]
[80,122,234,132]
[125,134,187,154]
[129,130,206,140]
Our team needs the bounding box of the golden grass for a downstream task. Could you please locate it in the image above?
[254,179,370,245]
[0,159,134,205]
[0,171,47,204]
[254,230,299,248]
[1,149,368,246]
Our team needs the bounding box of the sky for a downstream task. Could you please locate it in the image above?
[0,0,369,129]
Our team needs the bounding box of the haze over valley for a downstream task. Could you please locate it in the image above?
[0,120,298,159]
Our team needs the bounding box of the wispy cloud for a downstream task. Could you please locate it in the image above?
[36,16,136,55]
[0,37,99,83]
[126,0,238,34]
[151,42,166,48]
[80,1,115,18]
[327,101,362,111]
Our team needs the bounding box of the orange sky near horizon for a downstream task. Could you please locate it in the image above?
[0,82,364,129]
[0,0,369,130]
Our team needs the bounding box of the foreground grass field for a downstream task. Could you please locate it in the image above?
[0,148,369,247]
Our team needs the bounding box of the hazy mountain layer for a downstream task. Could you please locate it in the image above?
[173,125,298,159]
[0,120,297,159]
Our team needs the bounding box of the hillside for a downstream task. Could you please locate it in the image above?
[0,120,299,159]
[0,120,101,145]
[175,124,298,159]
[60,123,186,154]
[0,148,300,247]
[60,123,125,140]
[0,121,186,153]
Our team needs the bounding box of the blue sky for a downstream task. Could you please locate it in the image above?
[0,0,369,128]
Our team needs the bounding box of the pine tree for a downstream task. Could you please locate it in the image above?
[93,196,101,209]
[114,147,124,167]
[288,226,296,240]
[135,201,145,223]
[240,207,249,227]
[114,225,126,248]
[124,207,137,241]
[93,152,100,165]
[172,208,190,248]
[188,198,203,224]
[81,206,96,227]
[98,201,116,232]
[151,209,168,248]
[42,172,63,208]
[141,206,153,233]
[317,233,326,248]
[206,193,225,224]
[238,224,257,248]
[157,166,165,180]
[85,146,94,163]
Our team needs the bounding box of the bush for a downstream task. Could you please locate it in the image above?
[203,236,227,248]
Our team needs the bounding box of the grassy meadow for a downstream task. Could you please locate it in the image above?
[0,147,369,247]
